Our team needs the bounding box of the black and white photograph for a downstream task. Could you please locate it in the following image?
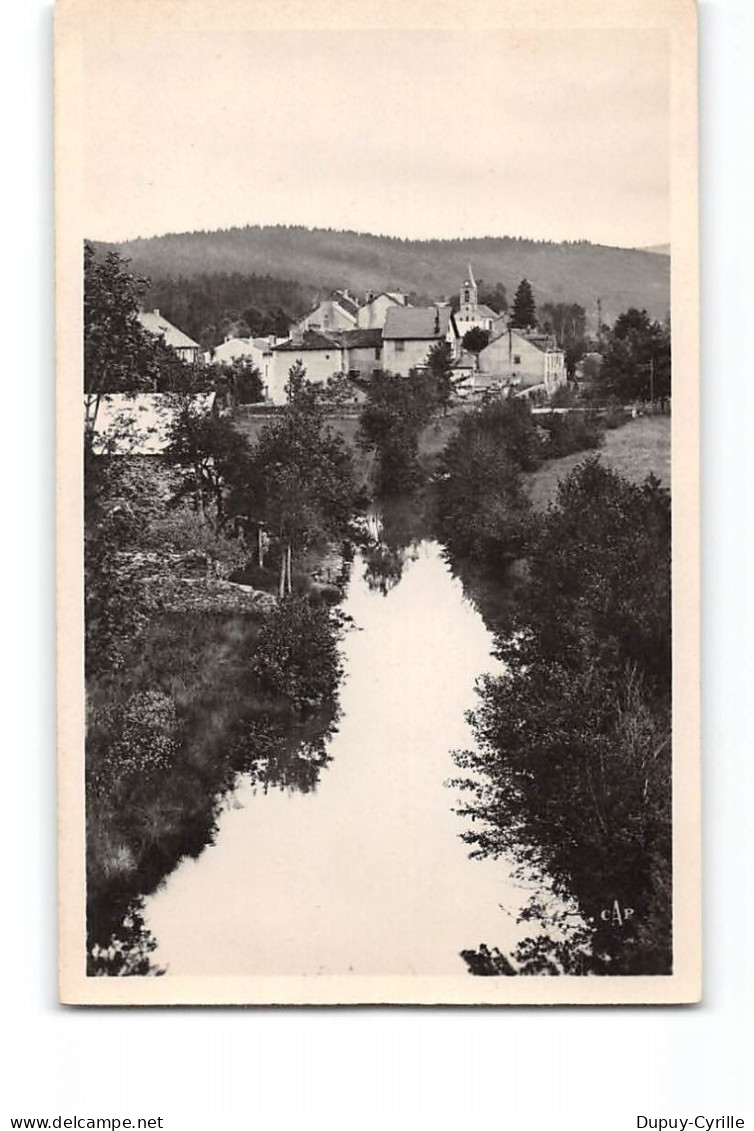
[56,0,700,1004]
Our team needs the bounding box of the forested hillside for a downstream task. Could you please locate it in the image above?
[140,272,319,349]
[96,225,671,330]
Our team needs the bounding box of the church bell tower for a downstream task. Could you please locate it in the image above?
[460,264,479,320]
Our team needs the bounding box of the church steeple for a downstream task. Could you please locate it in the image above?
[460,263,479,313]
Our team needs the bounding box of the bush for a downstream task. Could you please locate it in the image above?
[251,597,343,711]
[549,384,577,408]
[437,431,532,566]
[539,412,604,458]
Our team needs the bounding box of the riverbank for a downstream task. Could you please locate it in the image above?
[86,578,345,974]
[432,405,672,974]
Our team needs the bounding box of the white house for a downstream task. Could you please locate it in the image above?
[297,290,360,333]
[209,336,278,399]
[137,310,202,365]
[269,330,346,403]
[356,290,407,330]
[477,327,567,394]
[381,305,460,376]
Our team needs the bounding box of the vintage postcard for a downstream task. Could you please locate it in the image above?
[56,0,700,1005]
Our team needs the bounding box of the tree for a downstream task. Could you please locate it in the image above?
[479,281,508,314]
[214,357,264,405]
[438,431,532,567]
[436,398,542,568]
[599,309,671,402]
[284,359,321,414]
[426,340,454,414]
[510,278,537,329]
[84,243,161,430]
[244,410,355,596]
[539,302,586,348]
[461,327,491,355]
[165,399,253,530]
[358,369,436,492]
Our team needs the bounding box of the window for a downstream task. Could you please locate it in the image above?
[513,354,521,365]
[395,340,405,352]
[375,348,381,360]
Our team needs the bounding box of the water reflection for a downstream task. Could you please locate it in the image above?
[361,493,430,595]
[87,671,340,976]
[89,899,165,977]
[143,535,539,976]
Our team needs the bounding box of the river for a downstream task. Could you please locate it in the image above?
[144,531,537,976]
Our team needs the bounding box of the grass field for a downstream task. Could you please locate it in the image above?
[525,414,671,511]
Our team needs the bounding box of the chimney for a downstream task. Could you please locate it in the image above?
[434,306,441,336]
[154,309,160,317]
[290,323,304,347]
[365,290,374,304]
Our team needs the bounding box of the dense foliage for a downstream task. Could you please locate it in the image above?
[84,259,354,975]
[455,460,672,974]
[461,327,491,354]
[437,399,543,566]
[597,308,671,402]
[143,271,317,349]
[243,386,357,594]
[358,369,438,492]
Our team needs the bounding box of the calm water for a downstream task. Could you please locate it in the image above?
[144,536,537,975]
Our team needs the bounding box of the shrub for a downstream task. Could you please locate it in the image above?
[251,598,343,711]
[437,431,532,566]
[89,690,179,793]
[549,384,577,408]
[539,412,604,458]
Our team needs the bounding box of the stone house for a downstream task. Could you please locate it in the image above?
[381,305,460,376]
[477,327,566,394]
[340,328,384,379]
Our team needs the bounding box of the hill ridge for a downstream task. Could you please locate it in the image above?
[96,223,671,327]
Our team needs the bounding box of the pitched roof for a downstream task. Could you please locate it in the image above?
[339,328,384,349]
[274,330,344,353]
[486,328,561,354]
[383,306,455,340]
[452,350,478,370]
[137,310,200,351]
[87,392,216,456]
[333,290,361,317]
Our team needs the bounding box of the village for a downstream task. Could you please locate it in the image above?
[131,265,568,410]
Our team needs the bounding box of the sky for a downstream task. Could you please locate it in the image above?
[82,27,669,248]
